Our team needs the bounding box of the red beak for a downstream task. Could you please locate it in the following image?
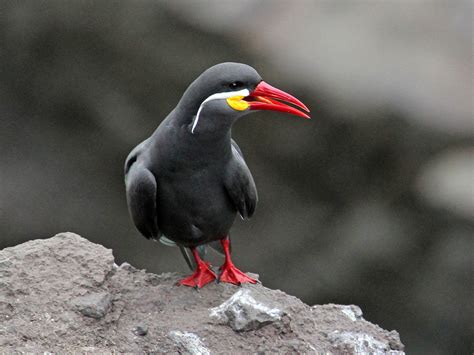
[245,81,310,119]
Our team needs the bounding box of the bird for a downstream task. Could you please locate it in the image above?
[125,62,310,288]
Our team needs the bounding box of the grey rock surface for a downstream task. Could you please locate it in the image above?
[328,331,404,354]
[132,325,148,336]
[0,233,405,353]
[72,291,113,319]
[210,288,283,331]
[168,331,211,355]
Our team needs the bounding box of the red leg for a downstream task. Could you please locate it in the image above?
[178,247,217,288]
[219,236,257,285]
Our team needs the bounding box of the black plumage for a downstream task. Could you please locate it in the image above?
[125,62,309,287]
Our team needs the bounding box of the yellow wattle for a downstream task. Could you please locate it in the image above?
[226,96,249,111]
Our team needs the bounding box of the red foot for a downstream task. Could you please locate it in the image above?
[178,247,217,288]
[218,236,257,285]
[219,261,257,285]
[178,261,217,288]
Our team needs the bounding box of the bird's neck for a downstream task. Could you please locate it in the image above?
[184,127,233,161]
[169,108,234,161]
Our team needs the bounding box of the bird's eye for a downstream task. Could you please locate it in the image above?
[229,81,243,90]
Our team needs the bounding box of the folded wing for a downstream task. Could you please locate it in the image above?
[125,147,160,240]
[224,140,258,219]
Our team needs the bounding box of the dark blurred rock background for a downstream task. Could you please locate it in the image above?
[0,1,472,353]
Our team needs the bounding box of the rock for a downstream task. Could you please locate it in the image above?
[338,305,364,322]
[72,292,113,319]
[209,288,283,331]
[132,325,148,336]
[0,300,14,320]
[168,331,211,355]
[328,331,404,354]
[0,233,405,353]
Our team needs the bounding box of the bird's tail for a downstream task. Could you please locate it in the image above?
[160,235,230,271]
[177,238,231,271]
[178,244,207,270]
[178,246,194,270]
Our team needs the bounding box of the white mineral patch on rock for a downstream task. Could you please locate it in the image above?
[168,331,210,355]
[210,288,283,332]
[340,305,363,322]
[329,331,405,354]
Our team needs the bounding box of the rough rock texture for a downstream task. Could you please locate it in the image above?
[72,292,113,319]
[0,233,405,353]
[209,288,285,332]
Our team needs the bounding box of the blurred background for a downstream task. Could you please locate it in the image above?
[0,0,472,353]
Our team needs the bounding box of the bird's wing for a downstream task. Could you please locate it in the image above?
[224,141,258,219]
[125,146,160,240]
[125,140,200,271]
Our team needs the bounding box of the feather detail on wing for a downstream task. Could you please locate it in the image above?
[224,140,258,219]
[125,148,160,240]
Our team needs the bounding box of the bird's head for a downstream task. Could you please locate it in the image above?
[178,62,310,134]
